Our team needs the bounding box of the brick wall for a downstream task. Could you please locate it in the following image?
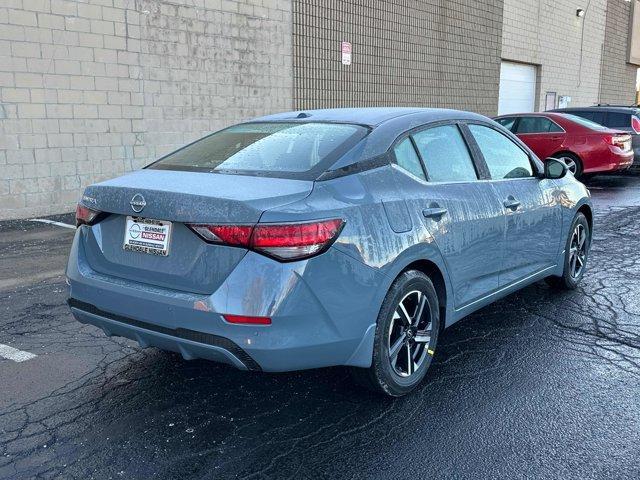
[292,0,504,116]
[599,0,638,104]
[0,0,293,220]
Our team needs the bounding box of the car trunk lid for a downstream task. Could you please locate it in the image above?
[80,169,313,294]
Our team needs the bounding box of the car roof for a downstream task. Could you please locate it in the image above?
[250,107,487,127]
[495,112,568,120]
[551,106,639,114]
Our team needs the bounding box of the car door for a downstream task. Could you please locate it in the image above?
[514,116,566,160]
[392,123,505,309]
[465,123,562,286]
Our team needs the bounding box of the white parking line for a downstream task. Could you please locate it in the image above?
[0,344,37,363]
[30,218,76,230]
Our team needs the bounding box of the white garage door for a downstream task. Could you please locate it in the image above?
[498,62,537,115]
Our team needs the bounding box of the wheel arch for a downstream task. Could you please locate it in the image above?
[577,203,593,234]
[399,259,448,333]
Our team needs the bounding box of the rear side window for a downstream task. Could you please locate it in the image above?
[516,117,563,134]
[495,117,517,131]
[468,124,533,179]
[393,138,426,180]
[569,111,606,125]
[148,122,368,179]
[564,114,609,131]
[413,125,477,182]
[606,112,631,128]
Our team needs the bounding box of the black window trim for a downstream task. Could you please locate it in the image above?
[461,120,544,180]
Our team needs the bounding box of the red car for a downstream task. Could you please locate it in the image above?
[493,112,633,178]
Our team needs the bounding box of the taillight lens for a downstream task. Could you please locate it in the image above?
[631,116,640,134]
[604,134,632,151]
[75,203,101,227]
[188,219,344,261]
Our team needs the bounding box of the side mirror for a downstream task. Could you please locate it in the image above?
[544,158,568,179]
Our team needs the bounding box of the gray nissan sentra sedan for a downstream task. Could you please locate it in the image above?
[67,108,592,396]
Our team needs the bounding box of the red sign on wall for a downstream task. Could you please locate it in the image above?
[341,41,352,65]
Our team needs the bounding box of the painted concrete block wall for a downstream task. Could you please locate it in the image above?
[0,0,293,220]
[502,0,636,109]
[292,0,504,116]
[599,0,638,104]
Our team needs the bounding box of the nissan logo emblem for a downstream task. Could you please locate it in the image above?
[130,193,146,213]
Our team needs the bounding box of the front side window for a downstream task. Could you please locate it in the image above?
[468,124,533,179]
[413,125,478,182]
[516,116,563,134]
[148,122,368,179]
[393,138,426,180]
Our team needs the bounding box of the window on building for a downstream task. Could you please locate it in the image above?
[468,124,533,180]
[393,138,426,180]
[412,125,478,182]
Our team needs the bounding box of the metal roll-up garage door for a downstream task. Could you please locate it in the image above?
[498,62,537,115]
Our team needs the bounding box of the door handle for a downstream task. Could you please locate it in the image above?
[503,197,521,210]
[422,207,448,220]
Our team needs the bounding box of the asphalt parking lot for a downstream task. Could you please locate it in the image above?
[1,175,640,480]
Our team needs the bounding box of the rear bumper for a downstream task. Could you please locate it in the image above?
[69,298,261,370]
[66,228,383,372]
[584,151,634,173]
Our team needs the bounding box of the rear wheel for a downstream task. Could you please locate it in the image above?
[546,212,590,290]
[350,270,440,397]
[552,153,583,179]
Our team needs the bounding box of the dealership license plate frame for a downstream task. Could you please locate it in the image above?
[123,216,172,257]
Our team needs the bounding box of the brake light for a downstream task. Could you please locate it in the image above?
[188,219,344,261]
[604,134,631,151]
[75,203,101,227]
[632,116,640,134]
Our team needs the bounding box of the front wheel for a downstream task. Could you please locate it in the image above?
[546,212,590,290]
[350,270,440,397]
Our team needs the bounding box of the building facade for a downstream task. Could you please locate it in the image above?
[0,0,637,220]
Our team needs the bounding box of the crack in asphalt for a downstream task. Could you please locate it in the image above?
[1,205,639,479]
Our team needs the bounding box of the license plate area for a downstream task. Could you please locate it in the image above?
[123,216,172,256]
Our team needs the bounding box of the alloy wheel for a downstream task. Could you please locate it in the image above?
[558,156,578,174]
[387,290,433,377]
[569,223,587,278]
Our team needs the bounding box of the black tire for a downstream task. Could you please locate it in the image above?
[350,270,440,397]
[552,153,583,179]
[545,212,590,290]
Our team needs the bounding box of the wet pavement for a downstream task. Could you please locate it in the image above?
[1,175,639,479]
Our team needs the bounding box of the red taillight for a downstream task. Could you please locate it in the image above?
[75,203,101,227]
[604,133,632,151]
[188,219,344,261]
[189,224,253,246]
[632,116,640,134]
[223,314,271,325]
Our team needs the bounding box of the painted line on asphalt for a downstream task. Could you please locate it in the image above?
[30,218,76,230]
[0,344,37,363]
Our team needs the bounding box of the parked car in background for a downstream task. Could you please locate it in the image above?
[494,112,633,178]
[67,108,593,397]
[550,105,640,172]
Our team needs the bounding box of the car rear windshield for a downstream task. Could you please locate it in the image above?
[147,122,368,179]
[563,114,609,131]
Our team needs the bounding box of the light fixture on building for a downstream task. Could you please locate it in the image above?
[576,8,585,17]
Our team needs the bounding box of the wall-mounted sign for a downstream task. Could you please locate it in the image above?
[341,41,352,65]
[558,95,572,109]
